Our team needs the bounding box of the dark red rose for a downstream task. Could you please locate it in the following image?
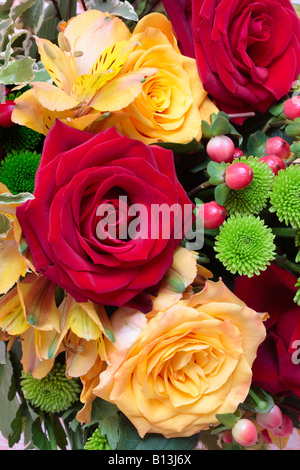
[162,0,300,122]
[16,120,192,312]
[234,263,300,397]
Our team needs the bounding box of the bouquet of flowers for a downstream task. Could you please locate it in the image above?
[0,0,300,452]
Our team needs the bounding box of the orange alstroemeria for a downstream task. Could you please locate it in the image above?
[12,10,157,135]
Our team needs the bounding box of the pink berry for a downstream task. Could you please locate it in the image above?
[259,155,285,175]
[225,162,254,189]
[270,414,293,437]
[265,136,290,159]
[221,429,232,444]
[232,147,244,159]
[256,405,283,430]
[206,135,235,163]
[0,100,15,128]
[231,419,258,447]
[199,201,226,229]
[284,96,300,120]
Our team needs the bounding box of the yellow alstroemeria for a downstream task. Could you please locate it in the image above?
[12,10,157,135]
[0,183,34,295]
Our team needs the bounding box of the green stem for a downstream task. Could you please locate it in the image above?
[285,154,300,166]
[188,181,213,198]
[272,227,297,237]
[248,389,268,410]
[275,257,300,274]
[45,413,57,450]
[51,0,62,21]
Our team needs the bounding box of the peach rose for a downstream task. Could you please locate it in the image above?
[99,13,218,144]
[93,279,267,438]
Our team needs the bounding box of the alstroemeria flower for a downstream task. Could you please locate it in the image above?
[12,10,157,135]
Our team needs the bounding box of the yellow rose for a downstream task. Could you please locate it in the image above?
[99,13,218,144]
[93,280,266,438]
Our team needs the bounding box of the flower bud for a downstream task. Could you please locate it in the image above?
[232,147,244,159]
[259,155,285,175]
[265,136,290,159]
[284,96,300,120]
[225,162,254,189]
[206,135,235,163]
[256,405,283,430]
[231,419,258,447]
[198,201,226,229]
[0,100,15,128]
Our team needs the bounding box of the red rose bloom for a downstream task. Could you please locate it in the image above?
[162,0,300,121]
[234,263,300,397]
[16,120,192,311]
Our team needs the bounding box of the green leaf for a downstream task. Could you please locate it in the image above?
[285,121,300,137]
[268,101,285,117]
[207,161,226,185]
[201,120,213,139]
[247,131,267,156]
[51,414,68,450]
[0,56,35,85]
[8,403,27,448]
[0,192,35,204]
[0,360,20,439]
[190,155,210,173]
[150,138,204,154]
[239,387,274,414]
[32,417,51,450]
[89,399,120,450]
[19,0,44,33]
[212,116,232,136]
[214,183,230,206]
[0,0,13,12]
[291,141,300,156]
[88,0,139,21]
[215,411,240,428]
[118,414,198,450]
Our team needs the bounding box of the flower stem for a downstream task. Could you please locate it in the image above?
[275,257,300,274]
[248,389,268,410]
[188,181,213,197]
[80,0,87,11]
[51,0,63,21]
[272,227,297,237]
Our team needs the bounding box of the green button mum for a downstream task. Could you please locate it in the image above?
[0,150,41,194]
[214,214,276,277]
[84,427,112,450]
[269,164,300,229]
[225,156,274,216]
[21,363,81,413]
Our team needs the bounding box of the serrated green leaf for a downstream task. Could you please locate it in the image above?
[214,183,230,206]
[118,414,198,450]
[0,56,35,84]
[20,0,44,33]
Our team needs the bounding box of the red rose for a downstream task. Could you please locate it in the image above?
[16,120,192,311]
[234,263,300,397]
[162,0,300,121]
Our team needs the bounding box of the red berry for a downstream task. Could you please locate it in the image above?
[199,201,226,229]
[221,430,233,444]
[206,135,235,163]
[270,414,293,437]
[259,155,285,175]
[231,419,258,447]
[284,96,300,120]
[225,162,254,189]
[265,136,290,159]
[256,405,283,430]
[232,147,244,159]
[0,100,15,128]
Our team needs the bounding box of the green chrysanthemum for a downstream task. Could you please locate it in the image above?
[84,427,112,450]
[294,278,300,306]
[0,150,41,194]
[214,214,276,276]
[0,125,43,154]
[269,164,300,229]
[20,363,81,413]
[225,156,274,215]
